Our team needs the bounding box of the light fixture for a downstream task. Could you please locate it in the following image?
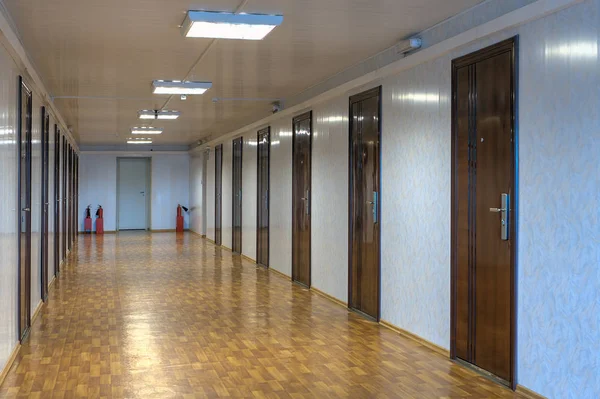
[181,11,283,40]
[152,80,212,95]
[127,141,152,144]
[138,110,181,120]
[131,127,163,134]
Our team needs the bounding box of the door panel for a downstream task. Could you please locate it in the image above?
[349,88,381,320]
[215,144,223,245]
[292,113,312,287]
[54,127,60,275]
[257,128,270,267]
[40,109,49,301]
[451,38,516,385]
[62,136,66,260]
[232,137,243,253]
[117,158,149,230]
[18,78,32,341]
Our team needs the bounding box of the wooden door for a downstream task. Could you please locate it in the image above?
[349,87,381,321]
[18,77,32,341]
[62,136,66,260]
[292,112,312,287]
[256,128,270,267]
[451,37,517,386]
[40,108,50,301]
[232,137,243,253]
[54,126,60,275]
[67,145,72,250]
[215,144,223,245]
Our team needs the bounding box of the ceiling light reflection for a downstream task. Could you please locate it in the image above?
[545,42,598,59]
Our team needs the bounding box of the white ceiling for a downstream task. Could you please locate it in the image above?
[3,0,483,146]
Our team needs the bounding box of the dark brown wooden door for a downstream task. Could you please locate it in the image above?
[257,128,270,267]
[54,126,60,275]
[292,112,312,287]
[62,136,66,260]
[232,137,243,253]
[451,38,516,386]
[67,145,72,250]
[215,144,223,245]
[18,77,32,341]
[349,87,381,321]
[41,108,50,302]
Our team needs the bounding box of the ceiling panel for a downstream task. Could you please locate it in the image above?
[3,0,483,145]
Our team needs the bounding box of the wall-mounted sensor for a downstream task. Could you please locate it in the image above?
[181,94,187,101]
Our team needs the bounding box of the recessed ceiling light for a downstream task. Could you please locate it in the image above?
[131,127,163,134]
[181,11,283,40]
[127,140,152,144]
[138,110,181,120]
[152,80,212,95]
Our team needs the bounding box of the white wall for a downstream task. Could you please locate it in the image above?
[78,153,190,231]
[189,154,204,234]
[151,154,190,230]
[200,1,600,397]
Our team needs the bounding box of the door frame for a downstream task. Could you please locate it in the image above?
[116,157,151,231]
[347,86,382,321]
[256,127,270,268]
[40,107,50,302]
[17,75,33,341]
[231,137,243,253]
[450,36,518,389]
[291,112,312,287]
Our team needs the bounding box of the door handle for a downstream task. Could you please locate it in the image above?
[367,191,378,224]
[22,208,31,212]
[300,190,310,215]
[490,193,509,240]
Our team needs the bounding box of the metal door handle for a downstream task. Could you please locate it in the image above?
[490,193,509,240]
[368,191,378,224]
[22,208,30,212]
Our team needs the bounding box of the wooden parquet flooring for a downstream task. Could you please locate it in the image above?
[0,232,524,398]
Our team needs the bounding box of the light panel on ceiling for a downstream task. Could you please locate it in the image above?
[181,11,283,40]
[138,110,181,120]
[152,80,212,95]
[131,127,163,134]
[127,140,153,144]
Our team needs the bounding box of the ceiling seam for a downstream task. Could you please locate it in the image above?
[158,0,249,112]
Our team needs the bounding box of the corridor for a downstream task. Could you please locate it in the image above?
[1,233,521,398]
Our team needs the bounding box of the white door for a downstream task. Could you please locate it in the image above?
[118,158,149,230]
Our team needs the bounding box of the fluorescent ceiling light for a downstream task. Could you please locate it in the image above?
[181,11,283,40]
[127,140,152,144]
[131,127,163,134]
[153,80,212,95]
[138,110,181,120]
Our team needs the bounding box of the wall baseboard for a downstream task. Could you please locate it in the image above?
[516,385,547,399]
[380,319,450,357]
[31,300,44,325]
[311,287,348,308]
[78,231,116,234]
[189,230,206,238]
[0,343,21,387]
[241,254,256,264]
[220,245,232,252]
[48,275,56,288]
[268,267,291,281]
[150,229,190,233]
[205,238,215,244]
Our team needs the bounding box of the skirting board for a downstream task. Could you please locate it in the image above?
[241,254,256,264]
[31,300,44,325]
[516,385,547,399]
[311,287,348,308]
[380,319,450,358]
[189,230,206,238]
[78,231,116,234]
[150,229,189,233]
[0,343,21,387]
[205,237,215,244]
[269,267,291,281]
[48,275,56,288]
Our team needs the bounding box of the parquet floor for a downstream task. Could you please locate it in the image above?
[0,232,524,398]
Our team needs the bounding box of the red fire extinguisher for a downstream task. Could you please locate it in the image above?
[96,205,104,235]
[176,204,188,232]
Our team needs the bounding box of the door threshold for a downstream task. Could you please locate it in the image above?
[348,307,378,323]
[454,358,512,389]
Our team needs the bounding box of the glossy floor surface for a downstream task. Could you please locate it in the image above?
[1,233,524,398]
